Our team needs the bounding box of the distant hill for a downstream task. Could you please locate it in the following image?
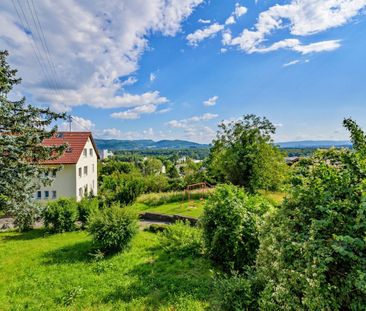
[95,139,209,151]
[276,140,352,149]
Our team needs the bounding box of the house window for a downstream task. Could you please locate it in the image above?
[37,191,42,199]
[92,180,95,189]
[52,191,57,199]
[44,171,49,177]
[52,169,57,177]
[92,164,95,173]
[44,191,49,199]
[79,167,82,177]
[84,166,88,176]
[83,148,87,157]
[89,148,93,156]
[84,184,88,194]
[79,187,83,197]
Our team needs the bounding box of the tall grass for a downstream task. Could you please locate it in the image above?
[137,188,215,207]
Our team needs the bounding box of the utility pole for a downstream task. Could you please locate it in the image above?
[67,115,72,132]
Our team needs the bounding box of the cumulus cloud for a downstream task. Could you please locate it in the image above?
[228,0,366,54]
[121,76,138,87]
[186,23,225,45]
[59,115,95,131]
[0,0,203,111]
[111,104,158,119]
[167,113,218,128]
[234,3,248,18]
[203,95,219,106]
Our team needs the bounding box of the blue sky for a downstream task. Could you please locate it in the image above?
[1,0,366,143]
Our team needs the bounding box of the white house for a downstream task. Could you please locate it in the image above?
[101,149,114,160]
[35,132,99,202]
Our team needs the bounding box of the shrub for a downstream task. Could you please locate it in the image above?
[100,173,145,206]
[212,272,260,311]
[43,198,78,233]
[257,147,366,310]
[77,197,99,228]
[159,220,202,256]
[88,205,138,253]
[201,184,259,272]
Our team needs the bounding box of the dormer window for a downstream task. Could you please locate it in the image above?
[56,133,64,138]
[66,147,73,153]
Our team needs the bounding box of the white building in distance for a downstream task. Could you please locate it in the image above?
[35,132,99,202]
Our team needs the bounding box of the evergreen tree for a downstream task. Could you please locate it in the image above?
[0,50,67,231]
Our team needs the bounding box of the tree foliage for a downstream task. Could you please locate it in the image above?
[0,51,66,230]
[208,114,288,192]
[201,184,261,272]
[257,118,366,310]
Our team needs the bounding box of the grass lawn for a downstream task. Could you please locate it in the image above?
[132,200,205,218]
[133,190,286,219]
[0,229,215,310]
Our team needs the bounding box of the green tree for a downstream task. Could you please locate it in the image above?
[257,119,366,310]
[0,51,66,230]
[208,114,288,192]
[142,157,163,175]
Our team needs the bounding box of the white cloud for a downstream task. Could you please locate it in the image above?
[111,104,157,119]
[186,23,225,46]
[229,0,366,54]
[234,3,248,18]
[198,18,211,24]
[225,16,236,25]
[293,40,342,54]
[283,60,300,67]
[149,72,156,82]
[121,76,138,87]
[156,107,172,114]
[0,0,203,111]
[203,95,219,106]
[220,48,228,53]
[167,112,218,128]
[59,115,95,131]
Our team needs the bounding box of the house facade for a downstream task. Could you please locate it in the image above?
[35,132,99,202]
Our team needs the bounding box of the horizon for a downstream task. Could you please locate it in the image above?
[1,1,366,143]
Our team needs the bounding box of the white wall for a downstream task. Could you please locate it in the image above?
[35,164,77,201]
[75,137,98,201]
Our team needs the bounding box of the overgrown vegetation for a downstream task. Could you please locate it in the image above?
[43,198,78,233]
[88,205,138,254]
[201,184,267,272]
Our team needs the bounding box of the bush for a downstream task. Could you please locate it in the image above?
[257,148,366,310]
[159,221,202,256]
[88,205,138,253]
[212,272,259,311]
[43,198,78,233]
[77,197,99,228]
[201,184,259,272]
[100,173,145,206]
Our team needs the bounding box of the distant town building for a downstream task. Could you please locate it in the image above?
[35,132,99,202]
[101,149,114,159]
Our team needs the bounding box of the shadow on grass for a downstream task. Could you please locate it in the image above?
[103,246,214,309]
[42,240,95,264]
[1,228,47,241]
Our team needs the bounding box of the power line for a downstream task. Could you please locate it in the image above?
[26,0,64,95]
[11,0,59,97]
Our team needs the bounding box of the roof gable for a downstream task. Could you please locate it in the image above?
[42,132,100,164]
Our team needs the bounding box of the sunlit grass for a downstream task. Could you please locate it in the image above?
[0,229,214,310]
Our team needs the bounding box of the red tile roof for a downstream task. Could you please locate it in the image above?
[42,132,100,164]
